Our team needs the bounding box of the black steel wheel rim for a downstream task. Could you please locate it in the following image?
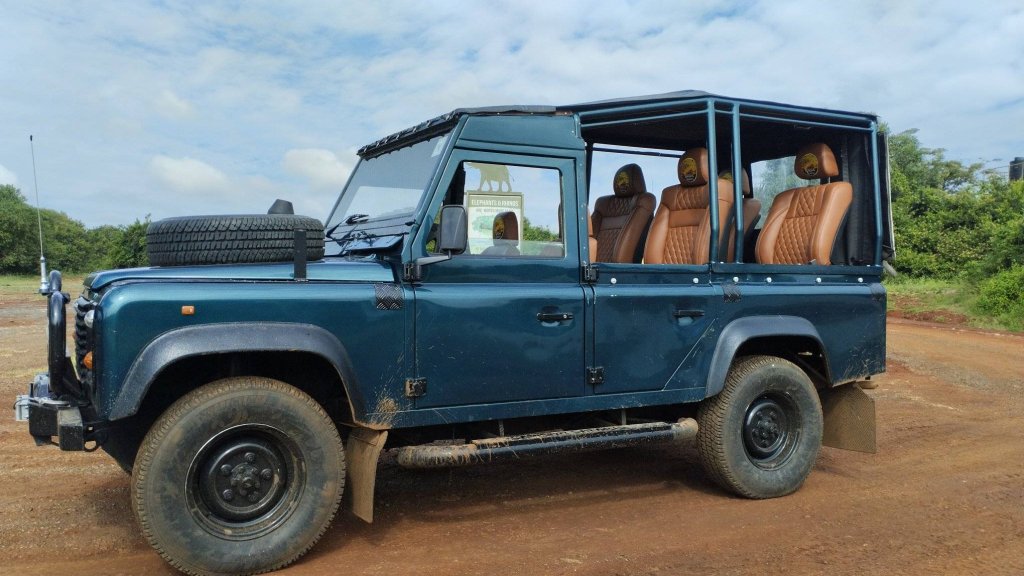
[186,424,305,540]
[742,394,798,467]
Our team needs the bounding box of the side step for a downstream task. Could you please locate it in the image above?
[394,418,698,469]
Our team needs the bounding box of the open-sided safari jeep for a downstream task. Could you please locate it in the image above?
[17,91,892,575]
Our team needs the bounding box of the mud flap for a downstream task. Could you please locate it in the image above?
[820,384,876,454]
[346,427,388,523]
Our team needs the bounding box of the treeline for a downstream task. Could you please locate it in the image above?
[888,129,1024,328]
[0,184,148,274]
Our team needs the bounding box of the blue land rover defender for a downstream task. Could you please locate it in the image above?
[17,91,892,576]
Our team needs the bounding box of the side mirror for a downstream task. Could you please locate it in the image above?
[405,206,468,283]
[437,205,468,254]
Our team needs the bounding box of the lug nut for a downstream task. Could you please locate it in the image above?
[222,489,234,501]
[220,465,232,477]
[245,452,256,463]
[261,469,272,480]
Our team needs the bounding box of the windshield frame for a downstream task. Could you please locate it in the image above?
[324,129,454,235]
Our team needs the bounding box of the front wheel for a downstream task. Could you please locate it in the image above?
[697,355,823,498]
[132,377,346,576]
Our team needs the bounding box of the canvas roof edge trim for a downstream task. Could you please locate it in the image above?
[357,91,880,158]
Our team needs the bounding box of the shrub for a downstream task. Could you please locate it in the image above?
[975,265,1024,331]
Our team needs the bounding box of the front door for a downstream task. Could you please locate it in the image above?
[412,153,586,408]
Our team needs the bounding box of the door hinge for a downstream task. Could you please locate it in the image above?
[403,262,422,283]
[405,377,427,398]
[587,367,605,386]
[583,264,599,284]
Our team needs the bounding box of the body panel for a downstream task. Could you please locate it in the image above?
[96,279,409,424]
[591,264,721,394]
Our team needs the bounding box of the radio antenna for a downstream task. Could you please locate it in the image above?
[29,135,50,294]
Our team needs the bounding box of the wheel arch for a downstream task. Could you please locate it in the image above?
[109,323,364,424]
[705,316,832,398]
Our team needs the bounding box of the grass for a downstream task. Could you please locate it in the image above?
[0,274,47,291]
[0,274,86,298]
[885,276,1021,333]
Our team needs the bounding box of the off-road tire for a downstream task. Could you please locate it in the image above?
[697,355,823,499]
[146,214,325,266]
[132,377,345,576]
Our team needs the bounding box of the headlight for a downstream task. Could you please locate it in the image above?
[83,309,95,328]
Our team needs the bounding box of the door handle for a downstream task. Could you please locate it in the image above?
[537,311,574,323]
[672,309,705,319]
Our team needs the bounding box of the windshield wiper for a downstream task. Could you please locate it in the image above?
[327,219,378,256]
[325,213,371,242]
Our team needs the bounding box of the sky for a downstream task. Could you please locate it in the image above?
[1,1,1022,228]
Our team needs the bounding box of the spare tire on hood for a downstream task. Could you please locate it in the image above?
[146,214,325,266]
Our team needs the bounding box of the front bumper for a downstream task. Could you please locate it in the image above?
[15,270,89,451]
[15,373,85,451]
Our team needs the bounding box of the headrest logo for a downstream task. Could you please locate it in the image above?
[721,171,734,183]
[493,217,505,239]
[681,157,699,184]
[614,170,631,194]
[799,153,819,178]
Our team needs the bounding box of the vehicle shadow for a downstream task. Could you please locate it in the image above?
[309,442,721,556]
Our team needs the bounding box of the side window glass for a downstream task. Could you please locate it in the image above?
[750,156,798,223]
[432,162,564,257]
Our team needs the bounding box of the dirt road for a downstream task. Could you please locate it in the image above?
[2,288,1022,576]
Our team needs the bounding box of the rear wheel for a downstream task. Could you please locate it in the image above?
[132,377,345,576]
[697,355,823,498]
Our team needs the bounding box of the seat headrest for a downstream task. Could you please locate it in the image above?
[795,143,840,180]
[492,211,519,241]
[613,163,647,197]
[719,169,751,196]
[677,148,710,187]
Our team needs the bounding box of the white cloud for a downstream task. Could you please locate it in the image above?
[154,89,194,119]
[0,164,17,186]
[282,148,353,193]
[1,1,1023,227]
[149,155,229,195]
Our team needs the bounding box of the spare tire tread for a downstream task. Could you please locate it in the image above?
[147,214,325,266]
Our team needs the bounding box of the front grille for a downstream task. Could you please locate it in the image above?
[73,295,94,394]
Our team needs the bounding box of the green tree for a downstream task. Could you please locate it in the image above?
[0,184,150,274]
[86,225,123,270]
[108,217,151,269]
[0,185,39,273]
[886,130,1017,279]
[522,216,558,242]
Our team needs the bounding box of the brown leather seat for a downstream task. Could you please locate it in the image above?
[481,211,520,256]
[588,211,598,258]
[592,164,656,262]
[720,169,762,262]
[643,148,734,265]
[755,143,852,265]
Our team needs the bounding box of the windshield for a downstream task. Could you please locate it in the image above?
[325,132,450,230]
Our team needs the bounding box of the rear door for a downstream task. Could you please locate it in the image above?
[590,266,718,395]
